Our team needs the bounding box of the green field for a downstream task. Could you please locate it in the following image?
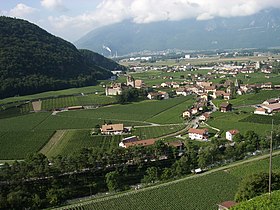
[207,111,273,137]
[45,125,186,157]
[44,130,123,157]
[57,153,280,210]
[133,124,185,140]
[41,95,117,110]
[0,130,54,159]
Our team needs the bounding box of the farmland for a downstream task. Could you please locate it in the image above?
[56,153,280,210]
[44,124,186,157]
[0,96,193,160]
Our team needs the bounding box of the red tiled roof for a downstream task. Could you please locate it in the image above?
[188,128,208,135]
[124,139,156,148]
[227,130,239,135]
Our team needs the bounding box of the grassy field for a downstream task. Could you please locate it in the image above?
[57,153,280,210]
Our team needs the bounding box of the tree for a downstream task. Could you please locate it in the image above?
[105,171,121,192]
[235,172,280,202]
[46,188,67,206]
[142,167,159,184]
[161,168,173,180]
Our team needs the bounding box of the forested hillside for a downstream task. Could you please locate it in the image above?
[0,17,124,99]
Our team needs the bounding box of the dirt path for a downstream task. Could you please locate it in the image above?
[40,130,66,157]
[32,100,42,112]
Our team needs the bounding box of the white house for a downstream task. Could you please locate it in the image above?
[226,130,239,141]
[101,124,125,135]
[188,128,209,141]
[254,107,268,115]
[182,110,192,118]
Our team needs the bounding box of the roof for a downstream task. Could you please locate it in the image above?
[122,136,138,143]
[227,130,239,135]
[255,107,266,112]
[264,98,279,104]
[188,128,208,135]
[263,103,280,111]
[167,140,184,147]
[220,102,232,108]
[135,80,143,87]
[124,139,156,148]
[101,124,124,132]
[218,201,237,208]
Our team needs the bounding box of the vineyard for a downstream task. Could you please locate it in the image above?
[240,113,280,125]
[45,130,123,157]
[133,124,185,140]
[0,130,54,159]
[56,154,280,210]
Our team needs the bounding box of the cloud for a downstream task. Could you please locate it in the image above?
[46,0,280,41]
[41,0,67,11]
[9,3,37,18]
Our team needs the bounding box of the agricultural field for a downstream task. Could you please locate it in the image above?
[240,113,280,125]
[44,130,123,157]
[0,130,54,160]
[133,124,185,140]
[212,90,280,107]
[41,94,117,110]
[57,153,280,210]
[207,110,274,137]
[0,84,105,105]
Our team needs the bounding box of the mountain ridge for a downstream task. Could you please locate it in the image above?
[75,9,280,56]
[0,16,125,99]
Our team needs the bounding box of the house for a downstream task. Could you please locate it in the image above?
[182,110,192,118]
[254,107,268,115]
[262,103,280,113]
[261,82,273,89]
[135,80,144,89]
[220,102,232,112]
[199,113,210,121]
[226,130,239,141]
[147,91,169,100]
[188,128,209,141]
[120,138,156,148]
[119,136,139,148]
[218,201,237,210]
[191,108,198,115]
[214,90,227,99]
[223,93,231,100]
[105,83,123,96]
[204,86,216,94]
[167,140,184,151]
[176,88,190,96]
[101,124,124,135]
[262,98,279,105]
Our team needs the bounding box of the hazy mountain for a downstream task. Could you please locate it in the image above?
[75,9,280,56]
[0,17,125,99]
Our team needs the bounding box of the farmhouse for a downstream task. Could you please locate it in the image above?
[220,102,232,112]
[254,107,268,115]
[262,103,280,113]
[101,124,125,135]
[188,128,209,141]
[147,91,169,100]
[262,98,279,105]
[226,130,239,141]
[182,110,192,118]
[119,136,156,148]
[198,113,210,121]
[176,88,190,96]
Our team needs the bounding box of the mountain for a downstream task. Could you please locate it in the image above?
[75,9,280,56]
[0,16,125,99]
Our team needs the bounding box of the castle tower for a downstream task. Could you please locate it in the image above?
[127,75,135,87]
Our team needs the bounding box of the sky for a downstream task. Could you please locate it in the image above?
[1,0,280,42]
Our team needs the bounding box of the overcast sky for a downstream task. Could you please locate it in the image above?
[1,0,280,42]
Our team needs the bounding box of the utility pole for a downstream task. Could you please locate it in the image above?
[269,119,273,198]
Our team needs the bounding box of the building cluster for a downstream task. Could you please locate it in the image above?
[254,97,280,115]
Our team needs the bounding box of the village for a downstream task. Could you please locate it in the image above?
[100,58,280,158]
